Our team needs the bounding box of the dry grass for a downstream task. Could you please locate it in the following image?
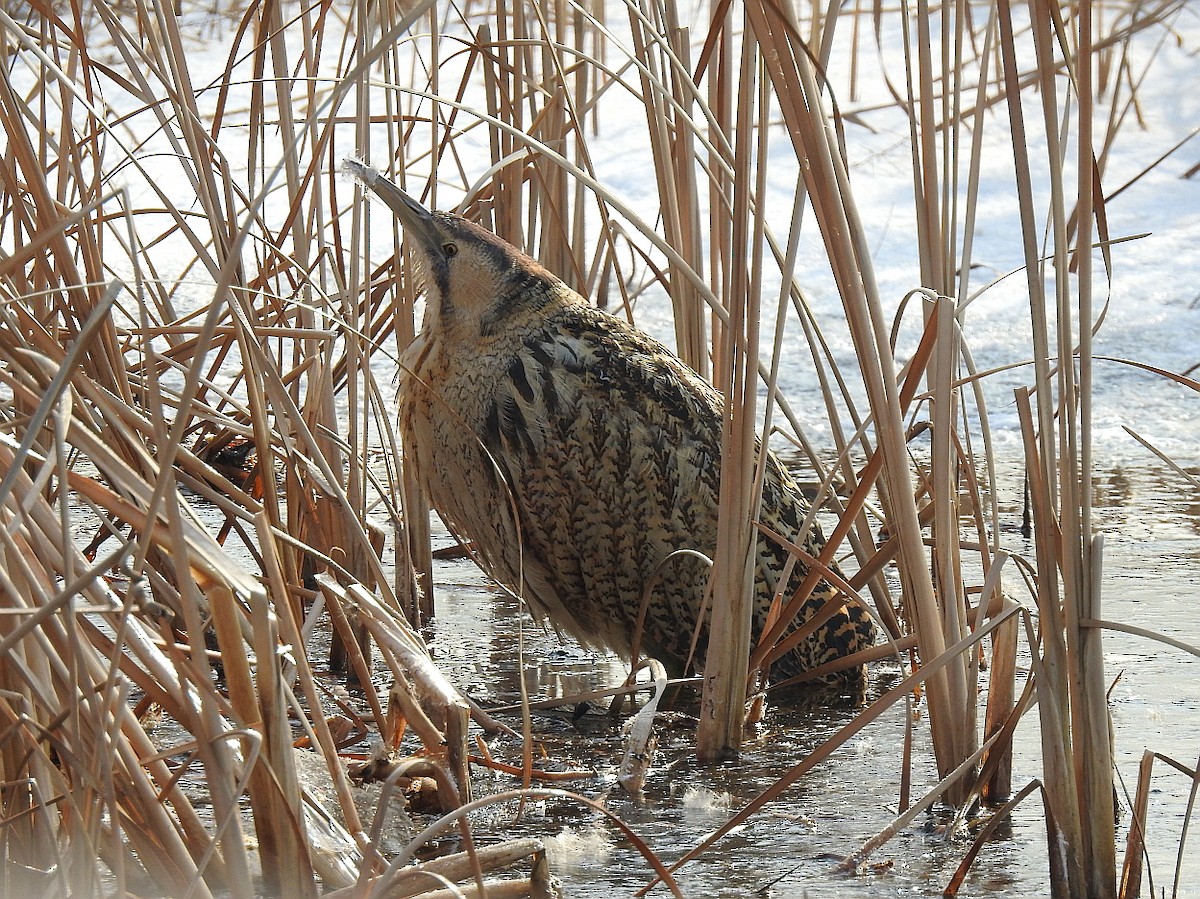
[0,0,1197,895]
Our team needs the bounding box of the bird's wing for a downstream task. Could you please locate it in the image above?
[478,308,724,662]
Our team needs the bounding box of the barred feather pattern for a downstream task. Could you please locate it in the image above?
[396,213,876,688]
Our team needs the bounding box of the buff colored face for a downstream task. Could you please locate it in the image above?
[407,213,557,339]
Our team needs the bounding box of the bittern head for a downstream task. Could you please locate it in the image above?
[346,159,556,337]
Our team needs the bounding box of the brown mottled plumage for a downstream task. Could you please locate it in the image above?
[350,161,876,688]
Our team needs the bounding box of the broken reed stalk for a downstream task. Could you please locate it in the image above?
[1119,750,1156,898]
[1118,750,1200,898]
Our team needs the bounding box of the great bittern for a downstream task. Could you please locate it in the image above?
[349,160,876,689]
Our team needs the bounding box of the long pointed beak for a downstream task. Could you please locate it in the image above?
[343,159,441,252]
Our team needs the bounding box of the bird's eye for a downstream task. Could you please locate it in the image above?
[443,242,458,258]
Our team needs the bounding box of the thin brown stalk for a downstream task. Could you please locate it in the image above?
[696,7,764,762]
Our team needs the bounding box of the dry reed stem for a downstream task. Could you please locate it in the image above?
[752,289,943,674]
[696,7,766,760]
[745,0,973,804]
[1119,749,1156,898]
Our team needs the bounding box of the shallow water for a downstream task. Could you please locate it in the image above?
[417,455,1200,897]
[51,3,1194,893]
